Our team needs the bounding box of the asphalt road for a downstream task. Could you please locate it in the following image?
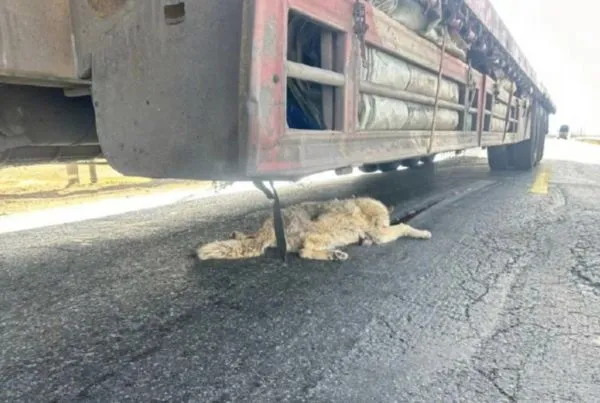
[2,139,600,402]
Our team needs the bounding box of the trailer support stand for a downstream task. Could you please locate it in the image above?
[253,180,288,262]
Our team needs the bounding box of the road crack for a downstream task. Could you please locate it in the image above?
[75,371,117,399]
[475,368,516,402]
[569,242,600,295]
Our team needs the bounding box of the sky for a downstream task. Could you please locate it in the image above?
[491,0,594,134]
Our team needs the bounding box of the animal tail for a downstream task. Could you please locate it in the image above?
[196,238,267,260]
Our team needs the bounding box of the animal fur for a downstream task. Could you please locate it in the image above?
[196,197,432,261]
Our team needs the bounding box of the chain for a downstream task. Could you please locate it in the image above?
[353,0,369,68]
[492,81,500,103]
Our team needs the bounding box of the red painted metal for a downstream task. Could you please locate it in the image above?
[288,0,353,31]
[246,0,288,168]
[284,0,360,134]
[245,0,534,178]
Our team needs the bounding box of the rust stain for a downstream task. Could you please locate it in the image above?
[87,0,127,18]
[0,0,76,78]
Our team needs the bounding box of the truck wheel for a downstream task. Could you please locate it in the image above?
[421,154,436,165]
[536,132,546,164]
[359,164,378,173]
[402,158,420,169]
[510,135,539,170]
[487,145,510,171]
[334,166,353,176]
[379,161,400,172]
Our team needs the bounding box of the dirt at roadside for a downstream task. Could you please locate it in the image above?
[0,161,213,216]
[578,138,600,146]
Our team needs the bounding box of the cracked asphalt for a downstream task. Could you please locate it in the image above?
[1,139,600,402]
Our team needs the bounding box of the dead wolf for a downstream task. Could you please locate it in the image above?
[196,197,432,261]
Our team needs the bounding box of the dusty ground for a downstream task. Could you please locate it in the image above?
[577,138,600,146]
[0,160,211,215]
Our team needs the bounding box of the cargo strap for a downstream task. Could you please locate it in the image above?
[502,81,515,143]
[253,180,287,262]
[464,63,477,132]
[353,0,369,68]
[427,29,447,154]
[523,99,532,141]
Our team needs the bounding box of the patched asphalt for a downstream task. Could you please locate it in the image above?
[1,139,599,402]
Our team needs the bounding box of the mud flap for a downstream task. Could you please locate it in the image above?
[86,1,249,180]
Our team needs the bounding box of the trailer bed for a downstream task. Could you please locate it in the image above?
[0,0,554,180]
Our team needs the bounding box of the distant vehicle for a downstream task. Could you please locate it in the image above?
[559,125,570,139]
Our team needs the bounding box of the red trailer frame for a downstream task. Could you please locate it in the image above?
[245,0,527,178]
[57,0,550,182]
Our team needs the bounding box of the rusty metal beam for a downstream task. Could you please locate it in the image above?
[0,69,90,88]
[0,0,79,82]
[286,61,345,87]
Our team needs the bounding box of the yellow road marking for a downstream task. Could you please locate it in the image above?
[529,166,550,194]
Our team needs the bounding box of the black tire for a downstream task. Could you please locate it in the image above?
[379,161,401,172]
[487,145,510,171]
[536,132,546,164]
[358,164,378,173]
[421,154,436,165]
[510,134,539,171]
[402,158,420,169]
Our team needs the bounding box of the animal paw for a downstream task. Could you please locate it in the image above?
[359,237,374,246]
[420,230,432,239]
[331,250,349,261]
